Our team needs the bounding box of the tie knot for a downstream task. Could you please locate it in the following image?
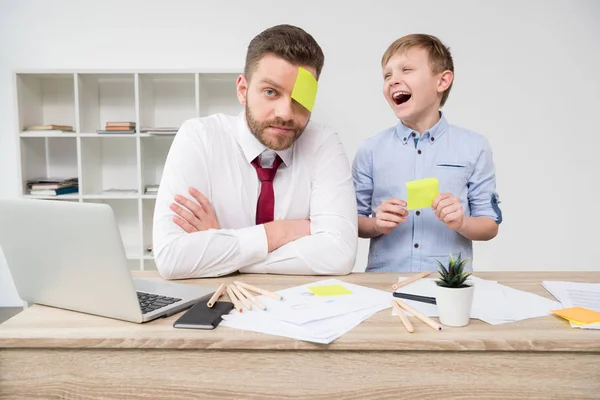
[252,155,282,182]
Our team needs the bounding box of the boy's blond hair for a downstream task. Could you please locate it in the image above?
[381,34,454,107]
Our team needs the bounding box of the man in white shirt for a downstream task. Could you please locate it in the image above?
[153,24,358,279]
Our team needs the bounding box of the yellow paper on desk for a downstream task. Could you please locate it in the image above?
[307,284,352,296]
[406,178,439,210]
[291,67,318,112]
[551,306,600,325]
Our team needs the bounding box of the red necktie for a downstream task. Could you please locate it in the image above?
[251,155,282,225]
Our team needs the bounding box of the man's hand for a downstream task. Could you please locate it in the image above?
[374,198,408,235]
[171,187,220,233]
[432,193,464,231]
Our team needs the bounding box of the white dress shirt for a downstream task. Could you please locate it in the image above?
[153,112,358,279]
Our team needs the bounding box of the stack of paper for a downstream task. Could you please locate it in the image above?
[542,281,600,329]
[221,279,391,344]
[393,276,561,325]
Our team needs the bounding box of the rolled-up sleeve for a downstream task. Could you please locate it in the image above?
[352,143,374,217]
[468,138,502,223]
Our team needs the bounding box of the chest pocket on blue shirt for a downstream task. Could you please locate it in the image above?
[435,163,469,195]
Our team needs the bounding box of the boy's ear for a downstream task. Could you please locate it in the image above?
[236,74,249,106]
[437,70,454,94]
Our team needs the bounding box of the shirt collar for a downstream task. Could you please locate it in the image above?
[395,111,449,145]
[237,111,293,167]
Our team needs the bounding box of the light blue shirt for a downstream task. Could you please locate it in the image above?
[352,113,502,272]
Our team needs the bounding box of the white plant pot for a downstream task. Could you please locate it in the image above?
[435,284,475,327]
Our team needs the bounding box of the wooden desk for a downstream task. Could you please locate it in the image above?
[1,272,599,399]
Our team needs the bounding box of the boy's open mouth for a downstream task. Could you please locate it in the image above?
[392,91,411,105]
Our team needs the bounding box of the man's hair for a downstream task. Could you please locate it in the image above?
[381,34,454,107]
[244,24,325,81]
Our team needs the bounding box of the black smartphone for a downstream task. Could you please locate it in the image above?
[173,300,234,330]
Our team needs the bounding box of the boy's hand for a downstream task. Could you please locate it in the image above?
[432,193,464,231]
[375,198,408,235]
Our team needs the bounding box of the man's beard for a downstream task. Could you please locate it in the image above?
[245,104,305,151]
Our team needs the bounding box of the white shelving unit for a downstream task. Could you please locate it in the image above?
[15,71,242,270]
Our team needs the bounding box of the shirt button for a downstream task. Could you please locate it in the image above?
[411,132,416,137]
[416,211,421,216]
[414,243,419,248]
[430,137,435,142]
[417,150,422,155]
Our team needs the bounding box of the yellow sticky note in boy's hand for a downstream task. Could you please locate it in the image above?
[406,178,439,210]
[307,284,352,296]
[291,67,318,112]
[551,307,600,325]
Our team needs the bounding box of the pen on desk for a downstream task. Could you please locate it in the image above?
[394,299,442,331]
[207,283,227,308]
[393,291,437,305]
[392,300,414,333]
[235,284,267,311]
[234,281,284,301]
[230,284,252,311]
[392,271,430,290]
[225,284,243,312]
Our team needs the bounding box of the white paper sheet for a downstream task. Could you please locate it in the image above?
[393,276,560,325]
[542,280,600,329]
[220,279,392,343]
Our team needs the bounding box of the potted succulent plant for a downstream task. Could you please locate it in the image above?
[435,253,474,327]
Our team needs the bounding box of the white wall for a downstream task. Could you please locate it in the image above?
[1,0,599,304]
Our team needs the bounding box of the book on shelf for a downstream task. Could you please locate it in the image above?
[102,188,138,195]
[106,122,135,128]
[27,177,78,186]
[145,184,159,194]
[98,121,136,134]
[27,177,78,196]
[96,129,135,134]
[23,124,74,132]
[140,127,178,135]
[29,186,79,196]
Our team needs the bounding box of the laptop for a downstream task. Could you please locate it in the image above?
[0,198,216,323]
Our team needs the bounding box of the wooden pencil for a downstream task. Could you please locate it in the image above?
[230,283,252,311]
[233,281,284,301]
[206,283,226,308]
[225,284,243,313]
[235,284,267,311]
[392,271,431,290]
[392,300,414,333]
[394,299,442,331]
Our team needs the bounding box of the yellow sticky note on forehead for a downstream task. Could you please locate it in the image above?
[406,178,439,210]
[291,67,318,112]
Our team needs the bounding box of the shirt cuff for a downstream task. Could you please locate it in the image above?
[236,225,269,265]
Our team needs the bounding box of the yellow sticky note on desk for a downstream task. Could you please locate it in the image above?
[307,284,352,296]
[406,178,439,210]
[291,67,318,112]
[551,307,600,325]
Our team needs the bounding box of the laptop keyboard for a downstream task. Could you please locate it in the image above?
[137,292,182,314]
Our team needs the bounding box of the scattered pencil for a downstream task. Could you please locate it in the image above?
[394,299,442,331]
[392,300,414,333]
[235,284,267,311]
[234,281,284,301]
[206,283,227,308]
[230,284,252,311]
[392,271,430,290]
[225,284,243,313]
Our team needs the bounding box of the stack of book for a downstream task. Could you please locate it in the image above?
[27,177,79,196]
[97,121,136,134]
[144,184,159,194]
